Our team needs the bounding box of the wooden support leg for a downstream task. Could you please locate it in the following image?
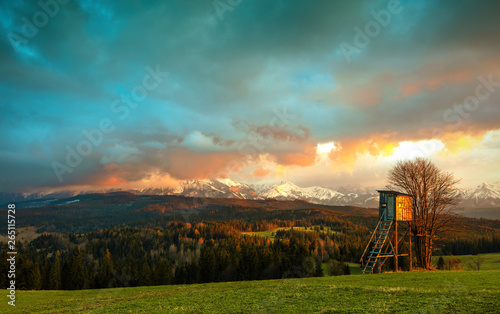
[395,221,398,272]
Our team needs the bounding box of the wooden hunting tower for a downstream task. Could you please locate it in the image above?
[360,190,413,274]
[378,190,412,222]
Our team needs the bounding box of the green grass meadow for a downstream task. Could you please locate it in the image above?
[432,252,500,271]
[241,226,338,241]
[3,270,499,313]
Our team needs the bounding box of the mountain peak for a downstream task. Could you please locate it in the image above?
[4,180,500,217]
[216,178,242,187]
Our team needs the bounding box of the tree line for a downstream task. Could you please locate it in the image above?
[2,214,499,290]
[0,218,360,290]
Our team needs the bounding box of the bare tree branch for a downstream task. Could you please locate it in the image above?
[387,157,460,269]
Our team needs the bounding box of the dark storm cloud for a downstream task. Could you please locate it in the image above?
[1,0,499,192]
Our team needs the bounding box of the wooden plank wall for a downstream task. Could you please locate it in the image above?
[396,195,412,221]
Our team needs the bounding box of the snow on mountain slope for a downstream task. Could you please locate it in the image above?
[303,186,344,200]
[461,183,500,207]
[4,180,500,214]
[262,181,311,200]
[172,179,258,199]
[251,183,274,195]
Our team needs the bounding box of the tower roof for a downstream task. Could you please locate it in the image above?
[376,190,412,197]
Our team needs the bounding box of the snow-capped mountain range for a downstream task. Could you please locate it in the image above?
[127,179,380,207]
[458,182,500,208]
[2,180,500,211]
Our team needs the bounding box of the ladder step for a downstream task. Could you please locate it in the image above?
[369,251,380,254]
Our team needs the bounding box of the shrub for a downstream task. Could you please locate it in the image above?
[329,260,350,276]
[437,256,445,270]
[444,257,463,271]
[465,255,485,271]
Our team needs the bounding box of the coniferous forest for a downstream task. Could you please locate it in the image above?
[2,216,499,290]
[1,194,500,290]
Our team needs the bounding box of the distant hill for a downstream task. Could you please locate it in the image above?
[2,179,500,219]
[1,191,498,243]
[0,193,377,234]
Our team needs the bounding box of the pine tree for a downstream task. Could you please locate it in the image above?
[200,247,217,282]
[28,260,42,290]
[41,258,50,290]
[154,258,173,285]
[48,253,62,290]
[17,256,42,290]
[186,261,201,284]
[98,248,115,288]
[69,247,85,290]
[314,258,324,277]
[437,256,445,270]
[343,263,351,275]
[175,263,186,284]
[137,260,152,286]
[61,260,71,290]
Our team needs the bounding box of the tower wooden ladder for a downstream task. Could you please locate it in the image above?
[361,220,393,274]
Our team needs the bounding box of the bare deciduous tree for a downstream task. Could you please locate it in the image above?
[388,157,460,269]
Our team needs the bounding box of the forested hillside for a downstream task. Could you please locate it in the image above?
[1,194,499,290]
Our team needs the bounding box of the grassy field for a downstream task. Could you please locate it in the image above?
[432,252,500,271]
[0,226,50,243]
[336,253,500,276]
[3,270,499,313]
[241,226,338,241]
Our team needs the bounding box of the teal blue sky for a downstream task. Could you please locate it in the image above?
[1,0,500,193]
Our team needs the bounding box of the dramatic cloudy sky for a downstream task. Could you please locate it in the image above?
[1,0,500,193]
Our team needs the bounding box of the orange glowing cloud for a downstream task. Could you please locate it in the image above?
[401,84,420,98]
[397,54,500,101]
[99,176,127,186]
[327,135,399,170]
[167,147,246,180]
[322,128,495,175]
[439,131,487,155]
[276,165,286,176]
[274,143,317,167]
[253,168,271,177]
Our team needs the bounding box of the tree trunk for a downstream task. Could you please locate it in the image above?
[413,229,432,269]
[425,238,433,269]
